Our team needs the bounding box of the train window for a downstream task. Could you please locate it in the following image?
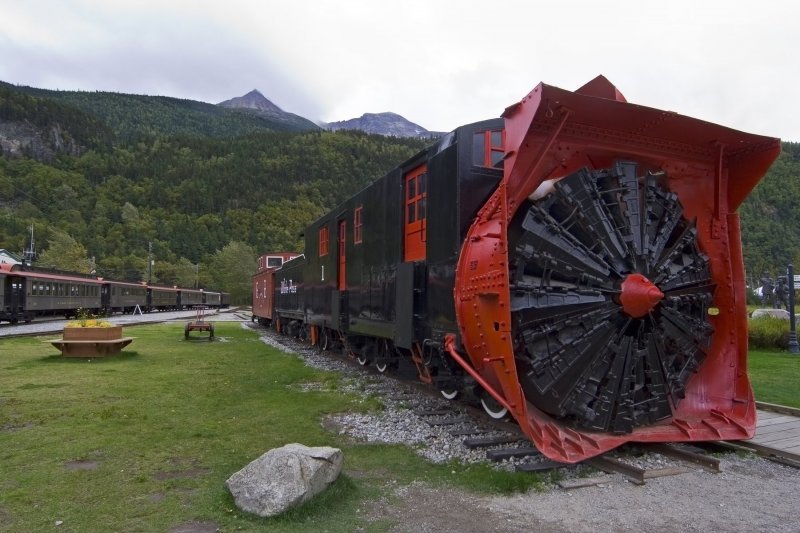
[266,257,283,268]
[354,206,363,244]
[473,130,505,168]
[319,226,329,257]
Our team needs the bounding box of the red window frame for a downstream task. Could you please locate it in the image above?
[404,164,427,262]
[474,129,505,167]
[319,226,329,257]
[354,206,363,244]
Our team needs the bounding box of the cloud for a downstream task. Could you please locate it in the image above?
[0,0,797,139]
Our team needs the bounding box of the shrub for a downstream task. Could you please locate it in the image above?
[748,316,790,350]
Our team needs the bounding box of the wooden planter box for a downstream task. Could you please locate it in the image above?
[63,326,123,341]
[50,326,133,357]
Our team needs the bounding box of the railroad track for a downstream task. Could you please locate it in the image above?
[255,324,800,484]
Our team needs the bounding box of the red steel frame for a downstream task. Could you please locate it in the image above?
[449,76,781,463]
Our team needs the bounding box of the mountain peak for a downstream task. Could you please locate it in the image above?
[218,90,282,114]
[215,89,319,131]
[325,111,432,138]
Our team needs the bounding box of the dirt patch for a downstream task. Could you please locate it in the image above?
[360,481,565,532]
[0,506,12,528]
[1,421,34,432]
[64,460,99,471]
[154,457,209,481]
[168,520,220,533]
[154,468,209,481]
[359,454,799,533]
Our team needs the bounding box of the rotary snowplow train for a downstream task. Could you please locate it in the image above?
[252,76,780,463]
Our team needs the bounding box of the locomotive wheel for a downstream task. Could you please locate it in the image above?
[373,339,393,373]
[480,394,508,419]
[318,328,330,352]
[510,164,714,434]
[440,388,460,400]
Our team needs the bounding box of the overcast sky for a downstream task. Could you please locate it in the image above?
[1,0,797,140]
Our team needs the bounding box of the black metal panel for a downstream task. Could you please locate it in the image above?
[275,255,305,320]
[303,216,335,326]
[425,120,504,342]
[395,261,415,349]
[457,119,504,242]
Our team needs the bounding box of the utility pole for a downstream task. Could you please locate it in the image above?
[24,224,35,265]
[195,263,199,289]
[148,241,153,284]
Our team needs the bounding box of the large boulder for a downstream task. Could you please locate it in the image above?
[751,308,790,320]
[225,443,343,517]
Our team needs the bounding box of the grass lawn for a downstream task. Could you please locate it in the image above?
[0,322,541,531]
[749,349,800,408]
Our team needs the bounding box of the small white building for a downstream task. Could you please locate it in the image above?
[0,249,22,265]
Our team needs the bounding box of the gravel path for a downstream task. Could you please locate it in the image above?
[0,308,243,337]
[252,323,800,533]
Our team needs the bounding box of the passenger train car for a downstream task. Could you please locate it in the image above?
[252,76,780,462]
[0,263,229,324]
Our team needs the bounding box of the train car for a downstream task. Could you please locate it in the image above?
[1,263,231,322]
[204,291,222,308]
[0,264,10,323]
[1,263,20,323]
[0,264,103,322]
[179,288,204,308]
[148,285,179,311]
[252,253,301,326]
[273,255,306,338]
[103,280,148,314]
[258,75,780,463]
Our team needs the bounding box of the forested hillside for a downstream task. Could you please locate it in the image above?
[1,80,799,301]
[740,142,800,282]
[0,82,426,301]
[3,81,318,140]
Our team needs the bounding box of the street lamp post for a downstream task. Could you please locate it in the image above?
[788,263,799,354]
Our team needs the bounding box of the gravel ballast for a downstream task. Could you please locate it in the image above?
[252,323,800,532]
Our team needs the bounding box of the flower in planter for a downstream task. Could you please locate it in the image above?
[66,318,113,328]
[66,308,113,328]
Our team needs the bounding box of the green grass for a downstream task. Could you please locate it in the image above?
[749,349,800,408]
[0,323,543,531]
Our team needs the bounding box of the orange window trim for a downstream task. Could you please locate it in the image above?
[319,226,329,256]
[354,206,363,244]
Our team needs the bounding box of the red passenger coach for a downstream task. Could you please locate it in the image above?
[252,253,300,326]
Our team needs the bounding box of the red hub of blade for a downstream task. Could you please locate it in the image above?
[619,273,664,318]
